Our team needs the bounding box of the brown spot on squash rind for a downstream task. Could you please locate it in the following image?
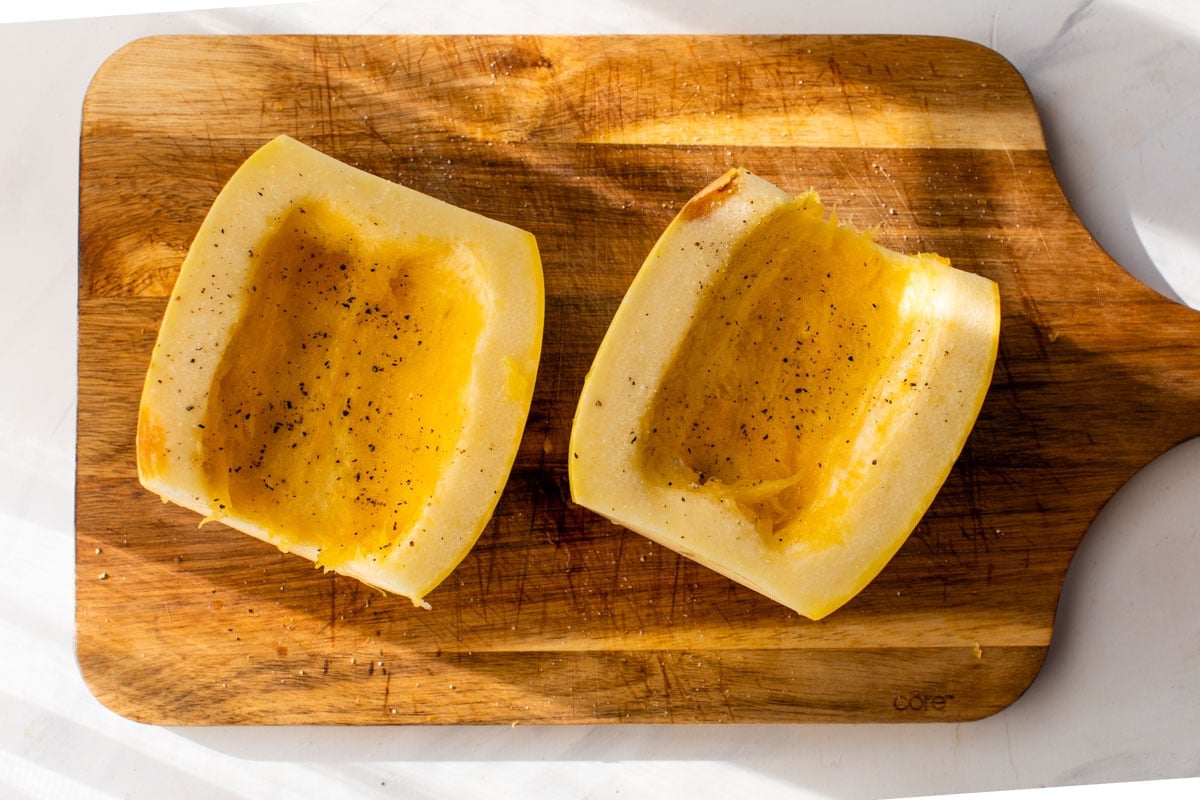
[136,404,167,479]
[678,168,741,222]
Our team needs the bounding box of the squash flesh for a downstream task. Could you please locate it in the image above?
[201,201,485,569]
[639,201,924,549]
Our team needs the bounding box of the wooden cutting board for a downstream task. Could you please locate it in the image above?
[76,34,1200,724]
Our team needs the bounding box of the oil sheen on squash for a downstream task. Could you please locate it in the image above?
[201,201,484,569]
[638,202,923,550]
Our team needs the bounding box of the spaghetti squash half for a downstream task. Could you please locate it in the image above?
[569,168,999,619]
[137,135,543,607]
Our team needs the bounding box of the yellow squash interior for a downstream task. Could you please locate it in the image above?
[637,203,925,550]
[200,201,484,569]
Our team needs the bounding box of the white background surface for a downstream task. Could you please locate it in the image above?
[2,1,1198,798]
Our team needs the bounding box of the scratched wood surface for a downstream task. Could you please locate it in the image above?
[76,35,1200,724]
